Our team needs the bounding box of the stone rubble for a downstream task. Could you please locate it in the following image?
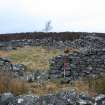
[0,33,105,50]
[0,58,26,76]
[0,57,49,81]
[0,48,105,81]
[49,48,105,79]
[0,58,13,71]
[0,91,105,105]
[71,34,105,49]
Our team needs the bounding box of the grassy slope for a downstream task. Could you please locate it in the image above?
[0,47,97,96]
[8,46,63,71]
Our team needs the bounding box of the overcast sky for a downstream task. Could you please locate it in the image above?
[0,0,105,33]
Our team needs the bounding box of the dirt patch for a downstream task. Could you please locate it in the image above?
[0,51,9,57]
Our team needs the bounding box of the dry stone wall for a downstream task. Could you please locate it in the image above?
[49,49,105,79]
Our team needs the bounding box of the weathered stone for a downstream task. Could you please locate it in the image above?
[49,48,105,80]
[0,91,105,105]
[0,58,13,71]
[12,64,26,76]
[0,92,14,105]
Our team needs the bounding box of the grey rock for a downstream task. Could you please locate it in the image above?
[49,48,105,79]
[0,92,14,105]
[0,91,105,105]
[0,58,13,71]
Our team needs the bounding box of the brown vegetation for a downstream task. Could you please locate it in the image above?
[27,81,74,96]
[87,75,105,94]
[0,32,81,41]
[0,51,9,57]
[0,71,28,95]
[0,70,104,96]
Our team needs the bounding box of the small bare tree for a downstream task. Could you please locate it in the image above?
[43,20,53,32]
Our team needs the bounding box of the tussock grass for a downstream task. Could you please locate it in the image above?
[26,80,74,96]
[0,71,28,95]
[8,46,63,71]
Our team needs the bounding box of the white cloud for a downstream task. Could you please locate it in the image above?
[0,0,105,32]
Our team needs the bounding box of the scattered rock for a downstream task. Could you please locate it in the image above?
[12,64,26,76]
[0,58,12,71]
[0,91,105,105]
[0,92,14,105]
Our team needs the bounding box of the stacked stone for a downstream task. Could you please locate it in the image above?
[49,55,78,80]
[49,49,105,79]
[71,34,105,49]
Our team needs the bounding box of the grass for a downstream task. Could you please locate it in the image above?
[0,71,95,96]
[26,79,95,96]
[0,46,93,96]
[0,71,28,95]
[0,46,79,71]
[26,80,75,96]
[8,46,63,71]
[0,71,90,96]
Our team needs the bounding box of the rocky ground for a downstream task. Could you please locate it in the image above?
[0,33,105,50]
[0,33,105,105]
[0,91,105,105]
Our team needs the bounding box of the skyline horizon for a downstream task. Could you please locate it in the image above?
[0,30,105,35]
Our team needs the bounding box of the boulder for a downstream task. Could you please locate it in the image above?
[0,92,14,105]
